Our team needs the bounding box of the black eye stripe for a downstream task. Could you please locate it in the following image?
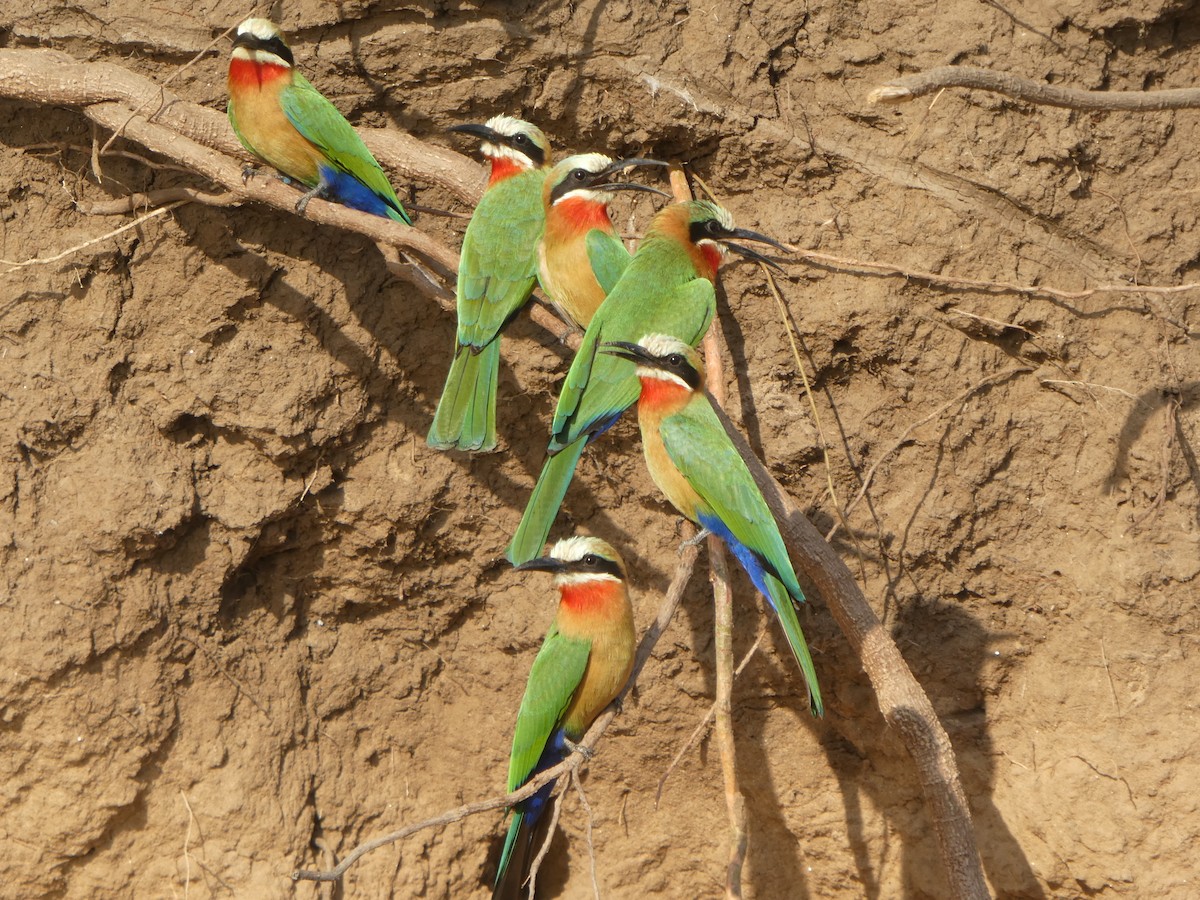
[564,555,624,578]
[233,33,295,67]
[689,219,728,243]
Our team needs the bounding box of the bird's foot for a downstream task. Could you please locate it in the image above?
[294,184,324,215]
[679,527,712,553]
[241,164,261,184]
[564,738,594,761]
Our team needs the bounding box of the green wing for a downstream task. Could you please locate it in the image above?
[661,399,823,715]
[508,625,591,792]
[456,168,546,350]
[550,276,715,449]
[660,398,801,597]
[279,73,402,207]
[585,229,631,296]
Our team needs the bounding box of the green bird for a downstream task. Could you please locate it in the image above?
[506,199,788,565]
[427,116,552,452]
[226,17,412,222]
[493,536,636,899]
[602,334,822,715]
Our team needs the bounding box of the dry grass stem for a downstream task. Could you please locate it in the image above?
[655,627,766,806]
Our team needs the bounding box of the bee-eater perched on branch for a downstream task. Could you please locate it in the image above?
[603,334,823,715]
[506,199,788,566]
[427,116,551,452]
[493,536,635,899]
[227,18,412,223]
[538,153,668,328]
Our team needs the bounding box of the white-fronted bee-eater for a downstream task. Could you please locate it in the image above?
[492,536,636,900]
[538,153,668,328]
[426,116,552,452]
[602,334,822,715]
[506,199,788,567]
[227,17,412,223]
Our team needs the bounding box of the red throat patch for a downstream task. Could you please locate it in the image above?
[228,58,290,90]
[697,242,722,281]
[552,196,613,234]
[637,374,691,411]
[487,156,525,186]
[559,580,621,615]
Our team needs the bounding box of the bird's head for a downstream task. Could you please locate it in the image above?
[545,153,669,208]
[681,199,789,271]
[514,535,628,588]
[449,116,550,171]
[231,18,293,68]
[601,334,704,392]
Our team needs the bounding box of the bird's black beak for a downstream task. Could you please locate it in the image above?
[600,340,656,366]
[513,556,568,574]
[591,158,670,197]
[594,182,672,198]
[596,157,669,180]
[447,123,501,143]
[724,241,786,272]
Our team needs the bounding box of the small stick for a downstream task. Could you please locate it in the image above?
[869,65,1200,111]
[1,201,185,269]
[655,628,765,806]
[672,165,748,899]
[525,791,565,899]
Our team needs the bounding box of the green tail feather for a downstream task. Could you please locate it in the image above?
[765,575,824,716]
[385,201,413,226]
[493,808,527,898]
[506,438,588,565]
[428,341,500,452]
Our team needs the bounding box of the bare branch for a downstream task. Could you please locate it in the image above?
[869,65,1200,110]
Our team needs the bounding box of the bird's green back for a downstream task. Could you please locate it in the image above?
[507,625,590,792]
[549,235,715,450]
[279,73,403,207]
[458,167,548,350]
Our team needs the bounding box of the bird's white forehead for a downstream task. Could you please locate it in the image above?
[550,535,613,563]
[237,18,282,41]
[635,333,692,359]
[557,152,614,175]
[485,115,533,138]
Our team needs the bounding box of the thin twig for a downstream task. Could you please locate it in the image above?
[1,202,185,269]
[783,244,1200,302]
[655,627,766,806]
[525,791,565,899]
[672,165,749,898]
[827,366,1035,542]
[293,529,700,883]
[98,21,241,156]
[180,791,195,900]
[869,65,1200,110]
[571,770,602,900]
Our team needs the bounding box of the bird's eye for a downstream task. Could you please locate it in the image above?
[705,219,723,235]
[513,133,528,145]
[572,169,588,181]
[581,553,599,566]
[667,353,685,366]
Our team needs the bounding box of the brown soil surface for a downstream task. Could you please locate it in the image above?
[2,1,1198,897]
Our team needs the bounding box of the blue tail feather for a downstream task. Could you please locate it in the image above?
[697,513,786,608]
[317,164,411,222]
